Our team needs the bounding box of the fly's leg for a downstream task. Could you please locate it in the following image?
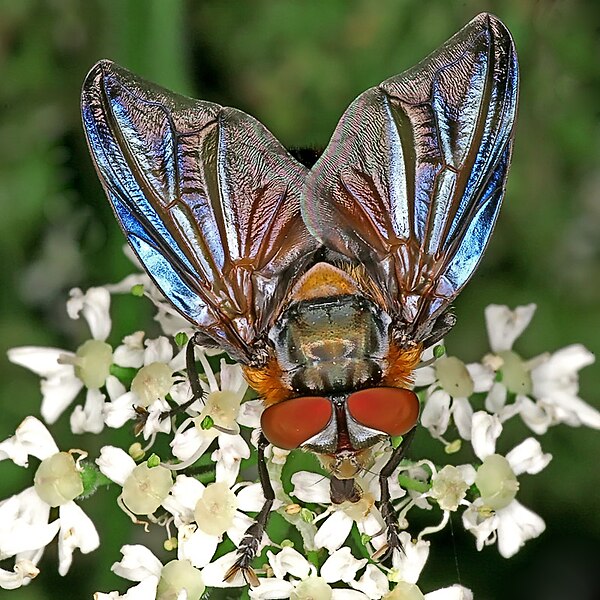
[373,427,417,562]
[159,333,206,421]
[224,434,274,586]
[421,311,456,349]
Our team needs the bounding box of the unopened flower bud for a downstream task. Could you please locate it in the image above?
[300,508,315,523]
[122,462,172,515]
[199,390,241,431]
[128,442,145,461]
[497,351,532,395]
[74,339,112,389]
[476,454,519,510]
[34,452,83,507]
[131,362,173,407]
[383,581,425,600]
[291,577,332,600]
[156,559,205,600]
[194,482,237,536]
[435,356,474,397]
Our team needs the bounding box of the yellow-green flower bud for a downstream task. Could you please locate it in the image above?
[34,452,83,507]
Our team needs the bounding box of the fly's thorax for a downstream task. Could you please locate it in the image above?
[269,294,391,394]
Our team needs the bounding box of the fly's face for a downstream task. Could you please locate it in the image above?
[260,385,420,479]
[82,12,519,584]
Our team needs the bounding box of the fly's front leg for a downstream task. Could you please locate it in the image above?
[224,433,275,586]
[373,427,417,562]
[160,333,206,421]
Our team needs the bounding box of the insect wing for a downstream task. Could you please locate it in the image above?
[302,13,519,330]
[82,61,318,361]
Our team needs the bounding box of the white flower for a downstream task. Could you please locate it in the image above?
[104,336,187,438]
[528,344,599,431]
[463,412,550,557]
[96,446,173,517]
[95,544,204,599]
[162,474,275,569]
[485,304,537,353]
[291,448,406,555]
[0,417,99,586]
[170,355,250,485]
[429,465,476,512]
[416,347,493,444]
[8,287,114,433]
[482,305,599,433]
[249,547,370,598]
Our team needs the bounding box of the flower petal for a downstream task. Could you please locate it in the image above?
[177,524,219,568]
[8,346,68,377]
[40,370,84,425]
[0,560,40,590]
[485,304,536,353]
[470,412,502,461]
[104,391,137,429]
[425,585,473,600]
[111,544,163,581]
[213,434,251,486]
[96,446,136,485]
[516,396,552,434]
[57,501,100,575]
[249,577,294,599]
[201,551,246,588]
[70,388,106,434]
[421,389,451,437]
[0,488,57,557]
[391,532,429,584]
[267,546,311,580]
[143,336,173,365]
[236,482,266,513]
[67,287,112,341]
[467,363,494,393]
[314,510,353,552]
[451,397,473,440]
[163,475,205,522]
[505,438,551,475]
[0,416,59,465]
[496,500,545,558]
[113,332,145,368]
[291,471,331,504]
[351,563,389,599]
[320,547,367,583]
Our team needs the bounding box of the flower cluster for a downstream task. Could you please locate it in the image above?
[1,270,598,598]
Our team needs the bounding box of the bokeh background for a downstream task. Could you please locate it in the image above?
[1,0,598,598]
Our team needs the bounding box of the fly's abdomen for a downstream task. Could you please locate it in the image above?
[269,295,391,394]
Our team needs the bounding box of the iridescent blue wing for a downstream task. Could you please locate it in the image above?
[302,13,518,334]
[82,61,318,362]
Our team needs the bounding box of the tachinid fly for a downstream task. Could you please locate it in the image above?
[81,12,518,584]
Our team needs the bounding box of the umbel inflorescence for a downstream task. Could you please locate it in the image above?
[1,267,598,598]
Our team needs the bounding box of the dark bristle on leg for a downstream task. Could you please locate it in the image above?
[224,433,275,586]
[372,427,417,562]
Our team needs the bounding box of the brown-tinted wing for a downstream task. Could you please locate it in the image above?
[82,61,318,362]
[302,13,518,334]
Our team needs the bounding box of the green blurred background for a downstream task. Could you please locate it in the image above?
[1,0,598,598]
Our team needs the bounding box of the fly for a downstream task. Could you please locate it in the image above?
[81,12,518,585]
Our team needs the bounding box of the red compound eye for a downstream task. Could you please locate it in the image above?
[347,387,419,436]
[261,396,332,450]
